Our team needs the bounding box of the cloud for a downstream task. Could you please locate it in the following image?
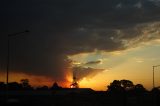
[72,66,104,81]
[116,3,123,9]
[85,60,102,65]
[134,2,142,9]
[0,0,160,84]
[133,57,144,63]
[148,0,160,6]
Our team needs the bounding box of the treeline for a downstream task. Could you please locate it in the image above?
[0,79,62,91]
[0,79,160,106]
[106,80,160,106]
[107,79,160,93]
[0,79,160,93]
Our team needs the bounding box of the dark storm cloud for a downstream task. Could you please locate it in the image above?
[1,0,160,80]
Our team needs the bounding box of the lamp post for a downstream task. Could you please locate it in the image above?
[6,30,29,86]
[152,65,160,88]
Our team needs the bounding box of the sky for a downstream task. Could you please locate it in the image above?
[0,0,160,90]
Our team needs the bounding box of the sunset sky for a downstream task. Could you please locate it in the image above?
[0,0,160,91]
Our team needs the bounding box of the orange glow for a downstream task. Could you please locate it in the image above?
[70,85,74,88]
[0,71,72,88]
[64,68,73,87]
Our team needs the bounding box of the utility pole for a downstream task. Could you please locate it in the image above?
[7,30,29,85]
[6,30,29,101]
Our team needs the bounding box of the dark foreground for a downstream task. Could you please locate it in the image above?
[0,89,160,106]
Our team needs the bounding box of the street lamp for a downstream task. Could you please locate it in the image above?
[152,65,160,88]
[6,30,29,85]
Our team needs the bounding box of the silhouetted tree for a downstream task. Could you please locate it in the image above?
[121,79,134,90]
[20,79,29,87]
[51,82,62,90]
[134,84,146,91]
[107,79,134,92]
[107,80,124,93]
[151,87,160,94]
[131,84,147,98]
[20,79,33,90]
[151,87,160,106]
[107,80,127,106]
